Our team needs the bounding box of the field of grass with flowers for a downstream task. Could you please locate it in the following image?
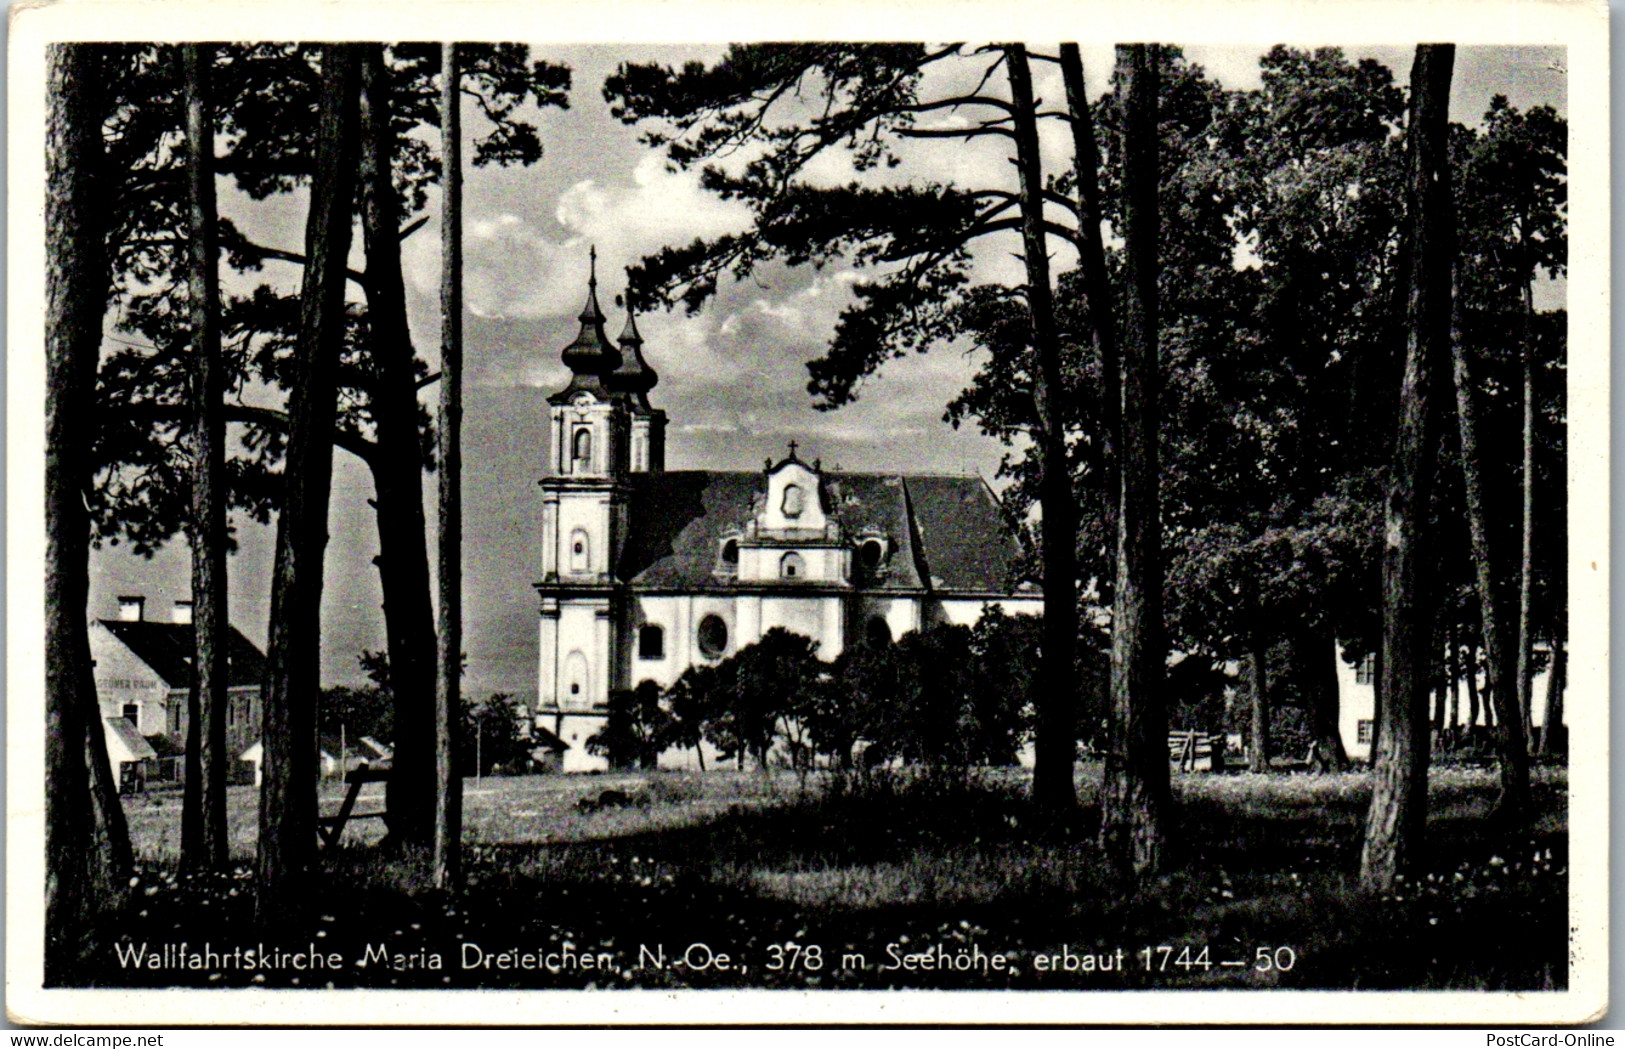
[79,762,1567,991]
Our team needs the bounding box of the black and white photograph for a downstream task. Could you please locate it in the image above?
[7,0,1610,1028]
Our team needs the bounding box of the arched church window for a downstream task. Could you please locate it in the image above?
[638,624,664,660]
[722,538,739,566]
[570,528,591,573]
[697,614,728,660]
[572,428,592,471]
[781,483,805,518]
[859,539,885,570]
[564,651,589,710]
[865,615,893,647]
[780,552,805,579]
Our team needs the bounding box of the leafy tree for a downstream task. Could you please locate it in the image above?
[813,641,897,768]
[967,605,1044,765]
[1453,95,1566,780]
[699,628,823,769]
[883,625,981,770]
[459,694,530,776]
[587,681,671,769]
[86,42,570,852]
[1359,44,1455,892]
[1160,47,1406,776]
[606,43,1098,810]
[319,682,394,744]
[659,664,715,771]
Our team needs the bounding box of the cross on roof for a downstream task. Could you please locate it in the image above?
[787,440,799,458]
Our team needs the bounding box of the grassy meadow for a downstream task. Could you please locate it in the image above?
[88,762,1567,991]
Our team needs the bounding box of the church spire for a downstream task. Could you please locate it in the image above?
[607,281,658,401]
[559,246,621,380]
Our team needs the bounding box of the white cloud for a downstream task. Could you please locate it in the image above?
[413,152,753,320]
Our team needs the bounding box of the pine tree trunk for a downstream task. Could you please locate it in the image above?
[433,41,465,889]
[1537,513,1567,756]
[1100,44,1168,878]
[1359,44,1454,892]
[1540,626,1566,756]
[1295,625,1349,772]
[1005,45,1079,813]
[1369,643,1383,763]
[1245,640,1271,773]
[358,45,439,848]
[1515,278,1536,752]
[1059,43,1120,558]
[1466,636,1481,731]
[46,42,132,980]
[1446,621,1461,747]
[179,42,230,871]
[256,45,361,923]
[1450,291,1529,815]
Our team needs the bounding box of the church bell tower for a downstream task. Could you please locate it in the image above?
[536,251,663,763]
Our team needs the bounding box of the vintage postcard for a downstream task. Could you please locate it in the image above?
[6,0,1609,1027]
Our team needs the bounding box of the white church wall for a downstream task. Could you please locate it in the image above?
[1334,644,1558,762]
[554,493,612,577]
[688,594,739,663]
[935,596,1044,627]
[628,594,682,690]
[857,596,921,643]
[760,595,839,653]
[761,462,828,532]
[546,599,611,713]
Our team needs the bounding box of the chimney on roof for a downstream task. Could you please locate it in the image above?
[117,596,146,622]
[172,600,194,625]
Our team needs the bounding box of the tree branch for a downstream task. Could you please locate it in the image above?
[902,94,1017,116]
[225,232,369,288]
[225,403,379,464]
[897,125,1015,142]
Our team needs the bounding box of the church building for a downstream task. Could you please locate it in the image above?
[535,256,1043,770]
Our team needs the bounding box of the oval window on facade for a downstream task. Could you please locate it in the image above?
[860,539,884,570]
[781,483,805,518]
[697,614,728,659]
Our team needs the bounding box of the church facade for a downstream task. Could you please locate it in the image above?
[534,259,1042,771]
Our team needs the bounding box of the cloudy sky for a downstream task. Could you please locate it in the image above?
[86,43,1567,702]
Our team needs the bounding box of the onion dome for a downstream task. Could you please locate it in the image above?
[559,247,622,380]
[607,306,659,401]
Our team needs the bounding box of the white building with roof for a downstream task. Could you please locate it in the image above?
[534,257,1042,770]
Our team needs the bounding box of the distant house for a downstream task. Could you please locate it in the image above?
[1335,645,1560,762]
[89,594,267,785]
[102,715,157,793]
[240,735,392,787]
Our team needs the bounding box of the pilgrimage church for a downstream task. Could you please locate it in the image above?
[534,256,1043,770]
